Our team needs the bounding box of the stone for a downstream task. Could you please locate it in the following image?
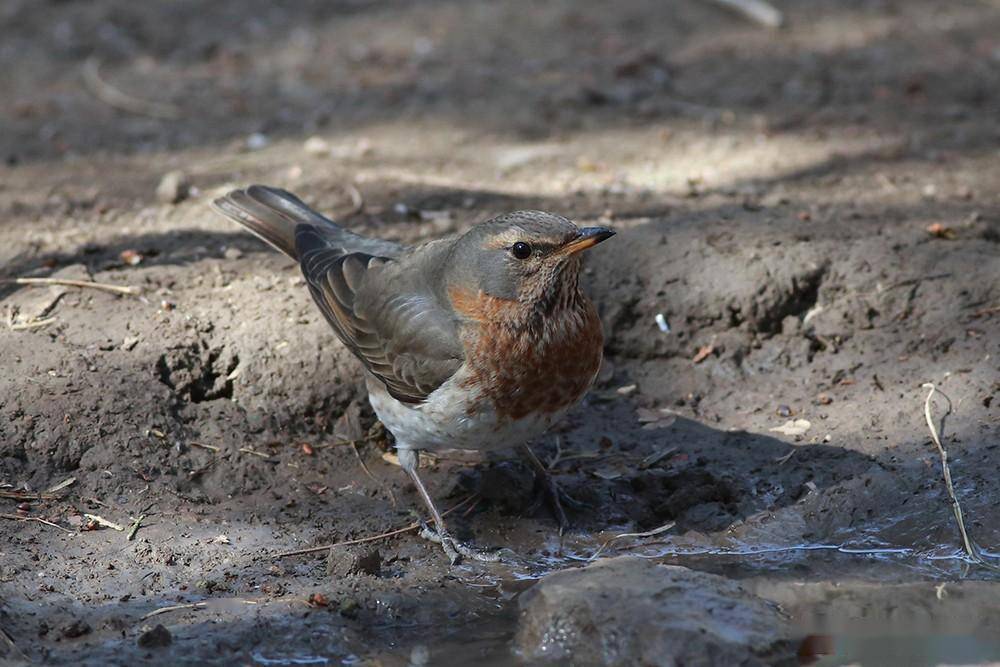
[516,557,794,666]
[156,170,190,204]
[327,546,381,578]
[137,624,172,648]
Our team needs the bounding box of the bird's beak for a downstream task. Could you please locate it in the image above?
[561,227,616,255]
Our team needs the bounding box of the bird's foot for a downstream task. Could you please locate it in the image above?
[418,520,504,565]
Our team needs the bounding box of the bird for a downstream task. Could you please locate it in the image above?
[212,185,614,563]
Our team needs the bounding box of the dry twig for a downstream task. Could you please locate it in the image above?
[275,495,477,558]
[0,625,28,662]
[238,447,273,460]
[140,602,206,621]
[704,0,783,28]
[0,513,74,534]
[126,515,146,541]
[345,183,365,215]
[5,277,140,297]
[83,57,181,120]
[9,317,57,331]
[922,383,983,563]
[45,477,77,494]
[588,522,676,562]
[0,490,58,501]
[83,513,125,531]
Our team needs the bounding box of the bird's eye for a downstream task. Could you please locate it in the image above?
[511,241,532,259]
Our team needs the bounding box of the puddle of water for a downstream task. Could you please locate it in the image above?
[811,636,1000,667]
[251,652,336,666]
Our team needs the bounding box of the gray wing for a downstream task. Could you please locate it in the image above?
[297,226,464,404]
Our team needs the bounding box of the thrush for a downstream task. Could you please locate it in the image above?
[212,185,614,563]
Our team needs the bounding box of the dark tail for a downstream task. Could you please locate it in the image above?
[211,185,338,260]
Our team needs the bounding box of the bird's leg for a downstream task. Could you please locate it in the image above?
[397,448,502,564]
[519,442,585,536]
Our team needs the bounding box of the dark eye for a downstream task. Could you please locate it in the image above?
[511,242,532,259]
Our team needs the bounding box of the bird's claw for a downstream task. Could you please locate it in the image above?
[418,520,503,564]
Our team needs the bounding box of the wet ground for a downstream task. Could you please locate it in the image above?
[1,0,1000,664]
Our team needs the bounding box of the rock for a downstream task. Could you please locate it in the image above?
[156,170,190,204]
[327,546,381,578]
[137,624,172,648]
[516,557,793,666]
[61,619,91,639]
[245,133,269,151]
[303,136,331,156]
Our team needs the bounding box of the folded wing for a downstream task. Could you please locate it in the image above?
[296,226,463,404]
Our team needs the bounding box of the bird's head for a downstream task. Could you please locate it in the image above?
[444,210,614,317]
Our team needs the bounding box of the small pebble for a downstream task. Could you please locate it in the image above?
[303,136,331,156]
[62,620,91,639]
[776,405,793,418]
[137,624,172,648]
[246,133,269,151]
[156,170,190,204]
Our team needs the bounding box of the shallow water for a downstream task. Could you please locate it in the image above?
[347,535,1000,666]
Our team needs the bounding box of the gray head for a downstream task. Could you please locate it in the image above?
[443,210,614,308]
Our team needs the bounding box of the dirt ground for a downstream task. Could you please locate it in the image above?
[1,0,999,664]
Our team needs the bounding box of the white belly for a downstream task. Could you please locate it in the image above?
[366,369,566,453]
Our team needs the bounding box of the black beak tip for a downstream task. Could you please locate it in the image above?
[580,226,616,243]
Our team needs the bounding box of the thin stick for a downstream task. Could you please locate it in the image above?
[140,602,206,621]
[9,317,57,331]
[275,495,477,558]
[639,446,677,470]
[0,625,28,662]
[238,447,273,459]
[83,513,125,531]
[345,183,365,215]
[547,436,565,470]
[6,277,140,297]
[922,383,982,563]
[0,513,74,534]
[351,442,397,508]
[45,477,77,494]
[126,515,145,541]
[0,490,58,501]
[189,442,221,453]
[703,0,783,28]
[82,57,181,120]
[587,522,676,562]
[312,437,370,450]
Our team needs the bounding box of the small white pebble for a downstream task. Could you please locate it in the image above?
[655,312,670,333]
[246,133,269,150]
[303,136,331,156]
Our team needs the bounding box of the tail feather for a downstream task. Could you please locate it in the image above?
[213,184,405,261]
[212,185,316,259]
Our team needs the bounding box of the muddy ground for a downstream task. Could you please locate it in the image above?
[1,0,999,665]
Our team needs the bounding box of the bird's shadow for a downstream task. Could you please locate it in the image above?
[453,396,876,543]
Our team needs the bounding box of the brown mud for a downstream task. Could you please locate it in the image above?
[1,1,999,665]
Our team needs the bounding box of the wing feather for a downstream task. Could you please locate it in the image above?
[296,225,463,404]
